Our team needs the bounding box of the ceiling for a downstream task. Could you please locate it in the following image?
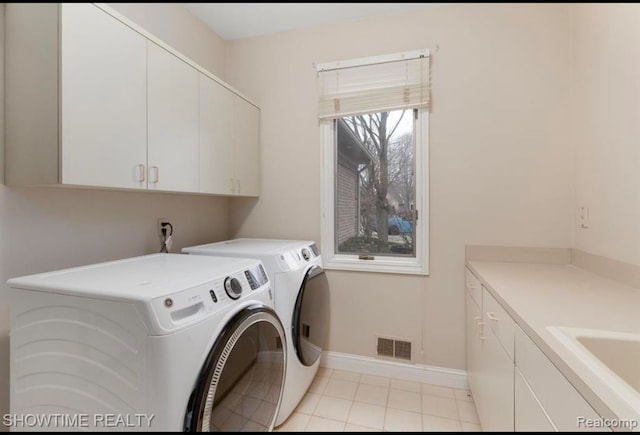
[184,3,436,41]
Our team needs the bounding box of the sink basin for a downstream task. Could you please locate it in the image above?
[547,326,640,419]
[576,334,640,393]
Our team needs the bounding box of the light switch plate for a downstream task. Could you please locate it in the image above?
[579,206,589,229]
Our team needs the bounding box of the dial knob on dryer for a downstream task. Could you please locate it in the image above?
[224,277,242,300]
[301,248,311,261]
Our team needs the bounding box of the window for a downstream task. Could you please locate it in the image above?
[318,50,430,275]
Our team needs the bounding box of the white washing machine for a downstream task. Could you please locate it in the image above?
[7,253,286,432]
[182,239,329,426]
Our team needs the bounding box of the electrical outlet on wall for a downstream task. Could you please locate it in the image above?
[579,206,589,229]
[157,217,170,237]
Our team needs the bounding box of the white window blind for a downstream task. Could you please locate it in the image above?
[317,49,430,119]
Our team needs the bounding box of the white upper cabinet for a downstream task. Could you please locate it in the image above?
[60,3,147,189]
[5,3,260,197]
[199,74,234,195]
[147,42,199,193]
[199,74,260,197]
[233,96,260,197]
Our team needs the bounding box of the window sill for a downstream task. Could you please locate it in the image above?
[323,255,429,276]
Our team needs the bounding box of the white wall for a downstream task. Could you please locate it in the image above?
[227,3,573,370]
[107,3,227,80]
[572,4,640,266]
[0,4,230,425]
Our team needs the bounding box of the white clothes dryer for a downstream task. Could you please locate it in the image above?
[8,253,286,432]
[182,239,329,426]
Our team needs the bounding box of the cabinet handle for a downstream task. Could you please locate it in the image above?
[230,178,235,194]
[466,283,477,289]
[151,166,159,183]
[486,312,499,322]
[137,164,146,182]
[475,317,485,340]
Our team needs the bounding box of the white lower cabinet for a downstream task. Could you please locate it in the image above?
[515,326,608,432]
[477,321,515,431]
[465,267,609,432]
[515,367,556,431]
[465,291,482,396]
[466,268,514,431]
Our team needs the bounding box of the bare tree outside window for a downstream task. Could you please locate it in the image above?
[335,109,416,257]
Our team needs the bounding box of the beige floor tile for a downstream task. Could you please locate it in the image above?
[344,423,381,432]
[360,374,390,388]
[240,396,261,419]
[457,401,480,424]
[331,369,362,382]
[390,378,422,393]
[384,408,423,432]
[422,394,459,420]
[308,375,329,394]
[354,383,389,406]
[316,367,334,378]
[242,420,267,431]
[251,400,277,426]
[347,402,386,430]
[275,412,311,432]
[461,421,483,431]
[454,388,473,402]
[313,395,353,422]
[421,383,455,399]
[422,415,463,432]
[324,378,359,401]
[387,388,422,413]
[219,411,244,432]
[294,392,321,415]
[305,416,346,432]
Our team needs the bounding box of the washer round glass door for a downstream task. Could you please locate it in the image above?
[292,265,329,366]
[188,305,286,432]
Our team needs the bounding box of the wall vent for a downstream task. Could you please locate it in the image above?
[376,336,413,362]
[377,337,394,358]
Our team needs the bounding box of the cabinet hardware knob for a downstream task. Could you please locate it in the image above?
[486,312,499,322]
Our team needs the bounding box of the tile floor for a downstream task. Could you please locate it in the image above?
[275,368,482,432]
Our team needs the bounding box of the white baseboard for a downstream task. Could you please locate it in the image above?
[320,351,468,390]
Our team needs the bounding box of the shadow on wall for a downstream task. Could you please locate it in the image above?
[229,196,259,237]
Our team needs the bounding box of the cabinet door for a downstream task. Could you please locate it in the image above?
[147,42,199,193]
[515,367,556,432]
[515,327,606,432]
[476,328,515,431]
[60,3,147,189]
[199,74,234,195]
[233,96,260,196]
[465,291,483,396]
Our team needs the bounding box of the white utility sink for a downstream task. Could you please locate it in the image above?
[547,326,640,421]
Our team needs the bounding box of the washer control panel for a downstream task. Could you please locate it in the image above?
[151,265,270,333]
[224,276,243,299]
[244,264,269,290]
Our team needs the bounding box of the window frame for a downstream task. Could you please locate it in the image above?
[320,108,429,275]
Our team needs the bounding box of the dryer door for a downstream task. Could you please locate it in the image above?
[292,265,330,367]
[187,305,286,432]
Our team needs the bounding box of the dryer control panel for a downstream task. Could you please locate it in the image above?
[276,244,321,271]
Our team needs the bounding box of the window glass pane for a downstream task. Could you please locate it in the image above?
[335,110,416,258]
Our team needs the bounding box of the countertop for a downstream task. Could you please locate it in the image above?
[466,260,640,424]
